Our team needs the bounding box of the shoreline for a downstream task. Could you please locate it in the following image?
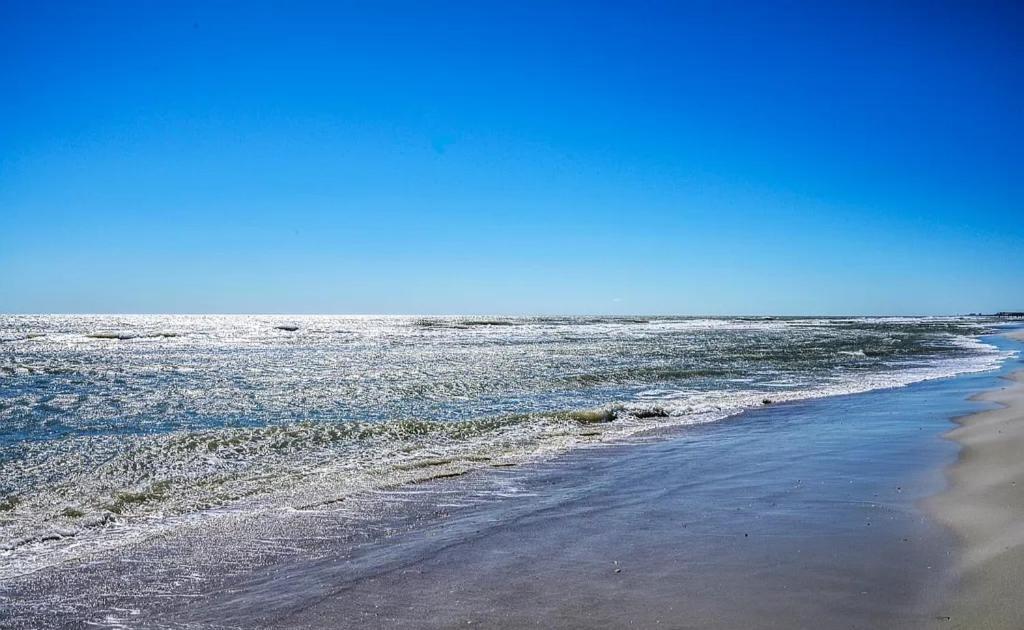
[6,352,1001,628]
[0,319,1008,584]
[930,331,1024,629]
[1,328,1019,628]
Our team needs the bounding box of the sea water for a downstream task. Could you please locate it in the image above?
[0,314,1012,579]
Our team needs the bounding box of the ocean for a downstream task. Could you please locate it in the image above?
[0,315,1012,582]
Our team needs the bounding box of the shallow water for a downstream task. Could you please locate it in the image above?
[0,315,1012,578]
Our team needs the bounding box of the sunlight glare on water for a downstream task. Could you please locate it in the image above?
[0,314,1012,577]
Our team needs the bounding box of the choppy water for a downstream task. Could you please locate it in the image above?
[0,315,1011,578]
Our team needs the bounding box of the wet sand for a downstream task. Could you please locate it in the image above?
[215,369,989,630]
[931,331,1024,629]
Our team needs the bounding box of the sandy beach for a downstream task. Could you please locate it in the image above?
[931,331,1024,629]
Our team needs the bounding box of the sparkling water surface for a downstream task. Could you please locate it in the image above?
[0,315,1010,577]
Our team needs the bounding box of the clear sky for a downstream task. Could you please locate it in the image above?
[1,1,1021,315]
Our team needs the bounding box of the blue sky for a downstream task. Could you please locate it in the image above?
[1,1,1021,315]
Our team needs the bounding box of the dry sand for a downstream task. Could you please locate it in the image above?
[931,331,1024,629]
